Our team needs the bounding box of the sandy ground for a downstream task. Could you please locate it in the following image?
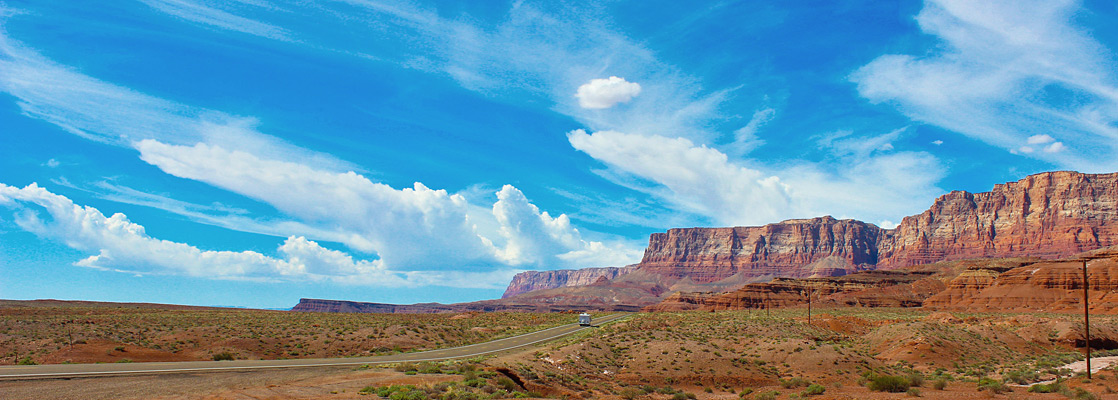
[1062,356,1118,375]
[0,366,465,400]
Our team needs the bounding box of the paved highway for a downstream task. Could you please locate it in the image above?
[0,313,628,380]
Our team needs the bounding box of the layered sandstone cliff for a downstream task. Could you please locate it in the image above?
[632,171,1118,284]
[502,265,637,298]
[876,171,1118,268]
[646,269,947,312]
[924,250,1118,312]
[637,216,881,283]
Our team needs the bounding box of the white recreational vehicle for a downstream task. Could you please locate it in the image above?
[578,313,592,326]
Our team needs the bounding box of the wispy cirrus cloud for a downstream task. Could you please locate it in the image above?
[569,128,942,228]
[133,0,735,144]
[852,0,1118,172]
[0,19,640,284]
[136,0,294,41]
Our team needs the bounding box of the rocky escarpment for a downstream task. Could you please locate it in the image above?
[502,265,637,298]
[632,171,1118,285]
[646,269,947,312]
[292,299,461,313]
[637,217,881,283]
[924,249,1118,312]
[876,171,1118,269]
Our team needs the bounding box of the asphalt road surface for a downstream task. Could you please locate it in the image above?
[0,313,628,380]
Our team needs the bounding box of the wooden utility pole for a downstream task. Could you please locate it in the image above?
[806,288,812,325]
[1084,259,1091,379]
[765,293,771,318]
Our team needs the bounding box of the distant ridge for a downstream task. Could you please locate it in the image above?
[515,170,1118,296]
[297,170,1118,313]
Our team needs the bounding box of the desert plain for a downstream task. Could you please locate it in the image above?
[4,299,1118,399]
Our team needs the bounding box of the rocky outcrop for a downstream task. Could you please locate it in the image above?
[637,217,880,283]
[924,250,1118,312]
[502,265,637,298]
[291,289,650,314]
[645,269,946,312]
[876,171,1118,269]
[292,299,461,313]
[633,171,1118,284]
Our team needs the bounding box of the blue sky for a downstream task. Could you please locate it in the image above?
[1,0,1116,309]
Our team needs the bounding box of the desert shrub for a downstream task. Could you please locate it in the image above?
[780,376,811,388]
[212,352,235,361]
[670,393,696,400]
[907,373,924,387]
[657,387,679,395]
[394,362,418,372]
[932,379,947,390]
[753,390,780,400]
[359,384,420,398]
[906,387,921,397]
[1074,388,1099,400]
[867,375,911,392]
[976,378,1010,394]
[496,376,519,392]
[16,356,36,365]
[802,383,825,396]
[1027,382,1064,393]
[417,362,442,374]
[1004,369,1039,385]
[619,387,643,400]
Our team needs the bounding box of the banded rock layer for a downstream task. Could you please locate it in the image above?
[632,171,1118,285]
[502,266,637,298]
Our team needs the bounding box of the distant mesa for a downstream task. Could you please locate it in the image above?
[502,266,637,298]
[297,170,1118,314]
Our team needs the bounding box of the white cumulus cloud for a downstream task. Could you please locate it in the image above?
[576,76,642,109]
[0,182,527,289]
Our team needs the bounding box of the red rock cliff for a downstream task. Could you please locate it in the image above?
[637,216,883,283]
[633,171,1118,282]
[501,265,637,298]
[877,171,1118,268]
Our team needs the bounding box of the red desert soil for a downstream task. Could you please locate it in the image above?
[7,302,1118,399]
[0,300,570,365]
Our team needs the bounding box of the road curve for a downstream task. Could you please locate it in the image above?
[0,313,628,380]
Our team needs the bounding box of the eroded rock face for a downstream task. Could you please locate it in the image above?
[502,266,637,298]
[877,171,1118,269]
[291,299,459,313]
[637,217,881,283]
[635,171,1118,283]
[645,270,945,312]
[924,250,1118,312]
